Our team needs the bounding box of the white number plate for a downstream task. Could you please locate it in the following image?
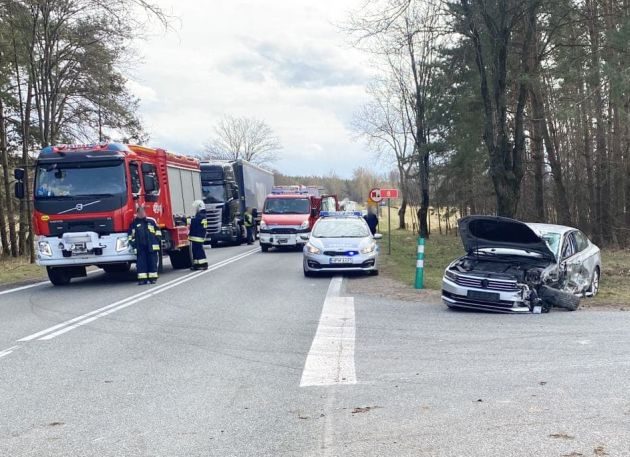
[330,257,353,264]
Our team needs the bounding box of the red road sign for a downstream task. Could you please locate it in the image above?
[370,188,399,202]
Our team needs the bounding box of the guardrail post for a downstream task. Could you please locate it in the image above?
[415,237,425,289]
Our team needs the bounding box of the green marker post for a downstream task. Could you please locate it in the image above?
[415,237,425,289]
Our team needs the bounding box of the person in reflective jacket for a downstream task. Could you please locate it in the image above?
[189,200,208,270]
[128,206,161,285]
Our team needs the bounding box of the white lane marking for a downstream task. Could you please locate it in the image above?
[0,345,19,359]
[0,269,101,297]
[300,276,356,387]
[19,249,257,342]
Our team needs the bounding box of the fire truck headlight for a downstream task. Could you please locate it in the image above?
[299,220,310,230]
[38,241,53,257]
[116,237,129,252]
[306,243,321,255]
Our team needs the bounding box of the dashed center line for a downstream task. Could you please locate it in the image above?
[300,276,356,387]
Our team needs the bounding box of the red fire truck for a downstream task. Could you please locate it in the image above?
[259,186,338,252]
[14,143,203,285]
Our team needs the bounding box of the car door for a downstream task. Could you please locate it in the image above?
[574,230,598,284]
[561,231,590,294]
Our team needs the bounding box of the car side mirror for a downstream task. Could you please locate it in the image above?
[14,168,25,181]
[14,181,25,199]
[300,234,310,241]
[144,175,157,193]
[373,233,383,240]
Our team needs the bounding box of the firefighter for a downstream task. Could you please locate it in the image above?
[189,200,208,270]
[244,207,254,245]
[128,206,161,285]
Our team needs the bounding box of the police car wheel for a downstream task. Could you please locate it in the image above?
[261,244,270,252]
[303,268,315,278]
[369,269,379,276]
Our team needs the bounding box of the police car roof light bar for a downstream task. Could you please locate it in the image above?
[320,211,363,218]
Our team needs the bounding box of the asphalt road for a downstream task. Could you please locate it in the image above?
[1,244,629,457]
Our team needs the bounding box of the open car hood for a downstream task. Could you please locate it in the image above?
[458,216,556,261]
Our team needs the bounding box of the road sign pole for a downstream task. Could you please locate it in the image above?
[415,237,425,289]
[387,198,391,255]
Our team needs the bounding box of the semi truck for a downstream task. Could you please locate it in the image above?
[259,186,338,252]
[14,143,203,285]
[200,159,274,247]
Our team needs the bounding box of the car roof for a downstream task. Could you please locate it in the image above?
[526,223,577,236]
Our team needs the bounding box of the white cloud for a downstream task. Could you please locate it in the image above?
[127,0,375,177]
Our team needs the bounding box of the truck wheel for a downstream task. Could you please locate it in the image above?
[169,247,192,269]
[102,263,131,274]
[261,244,270,252]
[46,267,72,286]
[539,285,581,311]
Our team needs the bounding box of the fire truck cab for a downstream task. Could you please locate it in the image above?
[19,143,202,285]
[259,186,338,252]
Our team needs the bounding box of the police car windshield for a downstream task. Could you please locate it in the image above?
[313,219,370,238]
[35,160,126,199]
[264,198,310,214]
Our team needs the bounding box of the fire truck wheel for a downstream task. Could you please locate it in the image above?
[169,247,192,270]
[46,267,72,286]
[157,251,164,273]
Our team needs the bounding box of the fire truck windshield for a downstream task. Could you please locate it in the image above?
[35,160,126,199]
[264,198,310,215]
[202,184,226,204]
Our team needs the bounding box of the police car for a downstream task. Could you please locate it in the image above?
[302,211,382,277]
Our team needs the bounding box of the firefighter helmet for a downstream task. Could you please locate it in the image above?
[192,200,205,212]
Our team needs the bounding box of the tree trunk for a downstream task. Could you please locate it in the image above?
[0,99,18,257]
[529,91,545,221]
[0,185,10,256]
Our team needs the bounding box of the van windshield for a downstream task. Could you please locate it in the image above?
[264,198,310,214]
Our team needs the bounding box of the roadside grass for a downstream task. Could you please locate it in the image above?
[592,249,630,307]
[0,257,45,286]
[378,208,630,306]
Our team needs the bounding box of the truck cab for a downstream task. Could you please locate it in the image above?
[200,160,274,247]
[259,186,337,252]
[200,161,242,246]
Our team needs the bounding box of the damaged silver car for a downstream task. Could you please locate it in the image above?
[442,216,601,313]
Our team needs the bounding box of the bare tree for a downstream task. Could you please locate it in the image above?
[203,115,281,166]
[353,77,414,228]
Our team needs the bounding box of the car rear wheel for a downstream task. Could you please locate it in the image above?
[587,267,600,297]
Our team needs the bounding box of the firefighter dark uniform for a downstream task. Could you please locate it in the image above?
[189,207,208,270]
[244,209,254,245]
[128,216,161,284]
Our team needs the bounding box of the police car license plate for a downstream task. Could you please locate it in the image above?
[330,257,352,264]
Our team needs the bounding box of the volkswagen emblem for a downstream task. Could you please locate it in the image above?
[480,279,489,288]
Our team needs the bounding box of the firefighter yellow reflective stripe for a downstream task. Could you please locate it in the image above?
[193,258,208,265]
[137,273,148,279]
[201,219,208,228]
[148,225,156,233]
[155,230,162,236]
[189,236,205,243]
[152,244,160,251]
[148,272,158,279]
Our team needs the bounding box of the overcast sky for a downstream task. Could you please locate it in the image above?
[128,0,374,177]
